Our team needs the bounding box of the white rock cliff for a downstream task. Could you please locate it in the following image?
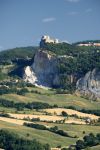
[24,50,100,99]
[24,50,59,87]
[76,69,100,99]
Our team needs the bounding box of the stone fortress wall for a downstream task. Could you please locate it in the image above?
[41,35,59,44]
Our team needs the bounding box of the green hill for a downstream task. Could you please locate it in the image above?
[0,42,100,149]
[74,40,100,45]
[0,46,38,64]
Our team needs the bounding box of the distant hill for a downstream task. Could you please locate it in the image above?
[0,46,38,64]
[0,42,100,98]
[74,40,100,45]
[41,41,100,56]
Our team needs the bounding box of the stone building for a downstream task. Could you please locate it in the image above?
[40,35,59,48]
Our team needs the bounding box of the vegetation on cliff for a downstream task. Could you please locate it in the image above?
[0,46,38,64]
[0,41,100,93]
[41,42,100,92]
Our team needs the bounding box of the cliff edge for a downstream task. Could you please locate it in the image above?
[24,50,59,87]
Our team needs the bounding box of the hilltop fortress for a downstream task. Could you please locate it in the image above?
[41,35,59,44]
[40,35,60,48]
[40,35,100,47]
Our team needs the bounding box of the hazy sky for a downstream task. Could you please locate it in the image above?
[0,0,100,50]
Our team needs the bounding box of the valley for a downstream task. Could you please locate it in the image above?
[0,85,100,149]
[0,41,100,150]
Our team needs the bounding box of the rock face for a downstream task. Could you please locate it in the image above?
[24,49,100,99]
[24,66,38,84]
[76,69,100,99]
[24,50,59,87]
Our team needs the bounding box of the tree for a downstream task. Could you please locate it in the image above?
[83,133,99,147]
[50,126,58,132]
[44,144,51,150]
[61,111,68,117]
[76,140,85,150]
[97,133,100,141]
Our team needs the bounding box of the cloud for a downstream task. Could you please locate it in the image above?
[42,17,56,23]
[85,8,92,13]
[67,11,78,15]
[66,0,80,3]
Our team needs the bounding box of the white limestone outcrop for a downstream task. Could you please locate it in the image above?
[24,66,37,85]
[76,69,100,99]
[23,50,100,99]
[24,50,59,87]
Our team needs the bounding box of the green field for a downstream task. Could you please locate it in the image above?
[87,145,100,150]
[1,88,100,110]
[0,120,100,148]
[0,86,100,148]
[0,120,76,147]
[38,122,100,138]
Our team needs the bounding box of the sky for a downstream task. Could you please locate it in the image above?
[0,0,100,50]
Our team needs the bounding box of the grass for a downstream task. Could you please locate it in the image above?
[0,64,14,80]
[0,120,100,147]
[87,145,100,150]
[0,86,100,147]
[35,121,100,139]
[1,90,100,110]
[0,64,14,74]
[0,120,76,147]
[0,106,16,113]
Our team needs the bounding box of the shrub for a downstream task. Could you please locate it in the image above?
[49,126,58,132]
[61,111,68,117]
[76,140,85,150]
[0,113,10,118]
[31,118,40,122]
[24,123,47,130]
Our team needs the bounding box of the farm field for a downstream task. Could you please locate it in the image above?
[44,108,99,119]
[39,122,100,138]
[7,113,85,124]
[0,120,76,147]
[0,117,100,148]
[1,90,100,110]
[0,86,100,149]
